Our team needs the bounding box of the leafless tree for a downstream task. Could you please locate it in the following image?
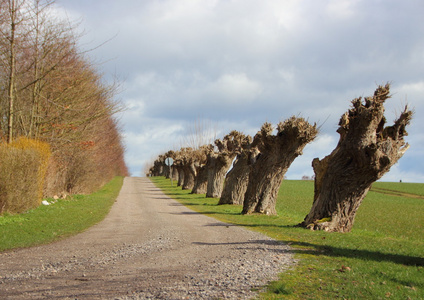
[301,84,412,232]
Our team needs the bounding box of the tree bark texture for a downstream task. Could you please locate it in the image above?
[174,148,194,189]
[190,145,211,194]
[206,153,234,198]
[301,84,412,232]
[176,165,184,187]
[191,164,208,194]
[206,131,251,198]
[171,166,178,181]
[182,164,195,190]
[242,118,318,215]
[219,149,256,205]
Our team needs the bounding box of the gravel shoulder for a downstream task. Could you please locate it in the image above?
[0,177,296,299]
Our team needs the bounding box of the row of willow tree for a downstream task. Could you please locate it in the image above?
[0,0,128,207]
[149,84,412,232]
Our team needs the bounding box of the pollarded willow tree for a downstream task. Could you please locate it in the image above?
[163,150,176,180]
[150,154,166,177]
[242,117,318,215]
[218,146,258,205]
[177,147,196,190]
[301,84,413,232]
[191,144,213,194]
[206,131,251,198]
[173,157,185,187]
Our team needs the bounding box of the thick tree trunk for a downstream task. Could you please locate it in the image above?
[301,84,412,232]
[219,152,251,205]
[182,164,195,190]
[164,165,171,179]
[242,118,318,215]
[242,152,290,215]
[159,164,167,176]
[191,164,208,194]
[171,166,178,181]
[206,153,234,198]
[176,166,184,187]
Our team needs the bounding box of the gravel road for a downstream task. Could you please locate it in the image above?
[0,177,295,299]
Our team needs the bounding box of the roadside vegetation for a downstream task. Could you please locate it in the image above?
[0,0,128,216]
[151,176,424,299]
[0,176,124,252]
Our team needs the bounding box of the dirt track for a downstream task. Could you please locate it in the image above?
[0,177,294,299]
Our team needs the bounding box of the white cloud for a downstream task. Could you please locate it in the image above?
[326,0,358,19]
[57,0,424,182]
[206,73,263,103]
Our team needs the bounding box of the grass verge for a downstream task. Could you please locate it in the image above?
[151,177,424,299]
[0,176,124,252]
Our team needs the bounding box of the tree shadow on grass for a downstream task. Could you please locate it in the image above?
[288,240,424,267]
[194,238,424,267]
[201,220,424,267]
[167,211,216,215]
[161,192,193,196]
[192,239,291,254]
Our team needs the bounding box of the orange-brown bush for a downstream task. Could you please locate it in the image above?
[0,138,51,214]
[0,1,128,199]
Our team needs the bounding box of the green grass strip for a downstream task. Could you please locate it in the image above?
[0,176,124,252]
[151,177,424,300]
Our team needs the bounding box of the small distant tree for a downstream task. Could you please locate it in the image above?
[242,117,318,215]
[301,84,413,232]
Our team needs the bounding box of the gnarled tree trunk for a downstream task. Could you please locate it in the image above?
[219,149,256,205]
[242,117,318,215]
[182,163,195,190]
[206,131,251,199]
[206,153,234,198]
[171,166,178,181]
[191,164,208,194]
[190,145,211,194]
[176,165,184,187]
[301,84,412,232]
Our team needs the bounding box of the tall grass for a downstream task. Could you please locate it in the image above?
[151,177,424,299]
[0,176,124,252]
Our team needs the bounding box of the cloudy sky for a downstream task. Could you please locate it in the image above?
[56,0,424,182]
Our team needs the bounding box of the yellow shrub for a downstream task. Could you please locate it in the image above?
[0,138,51,214]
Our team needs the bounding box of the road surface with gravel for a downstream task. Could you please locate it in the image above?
[0,177,295,299]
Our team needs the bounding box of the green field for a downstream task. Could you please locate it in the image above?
[0,176,124,252]
[151,177,424,299]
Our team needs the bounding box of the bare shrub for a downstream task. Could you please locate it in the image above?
[0,138,51,214]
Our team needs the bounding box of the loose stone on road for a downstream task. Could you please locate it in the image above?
[0,177,295,299]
